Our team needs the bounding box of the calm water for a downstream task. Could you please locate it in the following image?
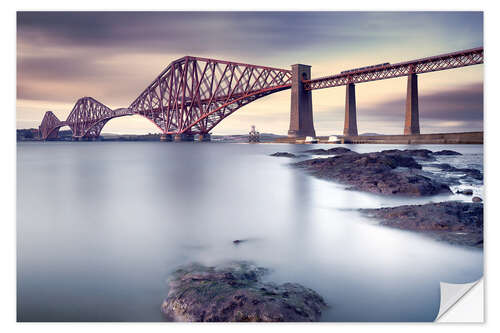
[17,142,483,322]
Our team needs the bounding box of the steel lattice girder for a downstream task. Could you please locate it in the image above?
[65,97,134,138]
[128,56,293,135]
[39,111,62,139]
[304,47,484,90]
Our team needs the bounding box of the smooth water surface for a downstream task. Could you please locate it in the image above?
[17,142,483,322]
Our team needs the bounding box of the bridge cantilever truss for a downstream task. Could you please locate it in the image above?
[129,56,292,135]
[39,97,134,140]
[39,57,292,140]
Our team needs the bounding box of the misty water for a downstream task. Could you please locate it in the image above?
[17,142,483,322]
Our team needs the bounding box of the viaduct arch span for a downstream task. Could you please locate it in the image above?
[39,47,484,141]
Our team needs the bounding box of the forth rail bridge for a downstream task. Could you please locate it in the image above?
[39,47,484,142]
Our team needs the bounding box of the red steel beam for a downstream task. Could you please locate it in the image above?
[304,47,484,90]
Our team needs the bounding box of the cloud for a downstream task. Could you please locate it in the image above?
[357,83,483,121]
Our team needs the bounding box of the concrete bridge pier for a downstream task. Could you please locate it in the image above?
[160,134,173,141]
[197,133,211,142]
[404,73,420,135]
[174,133,195,142]
[288,64,316,138]
[343,83,358,136]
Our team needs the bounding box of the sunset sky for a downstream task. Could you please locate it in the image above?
[16,11,483,135]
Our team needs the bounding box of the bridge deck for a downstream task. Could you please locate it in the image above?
[304,47,483,90]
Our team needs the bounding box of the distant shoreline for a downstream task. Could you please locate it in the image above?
[275,132,483,145]
[17,129,483,144]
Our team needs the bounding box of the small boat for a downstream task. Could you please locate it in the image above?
[328,135,341,143]
[304,136,318,144]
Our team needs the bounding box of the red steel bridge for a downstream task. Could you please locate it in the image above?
[39,47,483,141]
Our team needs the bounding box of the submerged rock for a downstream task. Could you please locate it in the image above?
[429,163,483,181]
[294,150,451,196]
[360,201,483,248]
[302,147,353,155]
[270,152,297,158]
[472,196,483,203]
[456,189,474,195]
[380,149,435,160]
[161,261,327,322]
[434,150,462,156]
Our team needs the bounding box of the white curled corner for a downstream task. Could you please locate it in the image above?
[435,279,483,322]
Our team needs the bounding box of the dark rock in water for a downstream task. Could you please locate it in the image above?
[434,150,462,156]
[472,196,483,203]
[429,163,456,171]
[429,163,483,181]
[302,149,328,155]
[270,152,297,158]
[233,239,245,244]
[360,201,483,248]
[161,261,327,322]
[326,147,352,154]
[302,147,353,155]
[456,189,474,195]
[380,149,435,160]
[294,151,451,196]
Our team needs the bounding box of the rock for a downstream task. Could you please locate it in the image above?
[458,168,483,181]
[360,201,483,248]
[472,196,483,203]
[380,149,435,160]
[456,189,474,195]
[302,147,353,155]
[428,164,483,181]
[294,151,451,196]
[434,150,462,156]
[233,239,245,244]
[429,163,456,171]
[302,149,328,155]
[270,152,297,158]
[326,147,352,154]
[161,261,327,322]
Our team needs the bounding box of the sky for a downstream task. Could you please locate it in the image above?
[16,11,483,135]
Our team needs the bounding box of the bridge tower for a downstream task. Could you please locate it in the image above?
[343,83,358,136]
[288,64,316,138]
[404,73,420,135]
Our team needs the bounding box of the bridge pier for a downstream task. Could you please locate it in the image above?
[174,133,195,142]
[404,73,420,135]
[288,64,316,138]
[160,134,173,142]
[343,83,358,136]
[197,133,211,142]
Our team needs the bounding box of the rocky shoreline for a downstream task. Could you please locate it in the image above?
[161,261,327,322]
[272,147,483,248]
[293,148,456,196]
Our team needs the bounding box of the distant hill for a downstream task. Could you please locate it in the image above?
[359,133,382,136]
